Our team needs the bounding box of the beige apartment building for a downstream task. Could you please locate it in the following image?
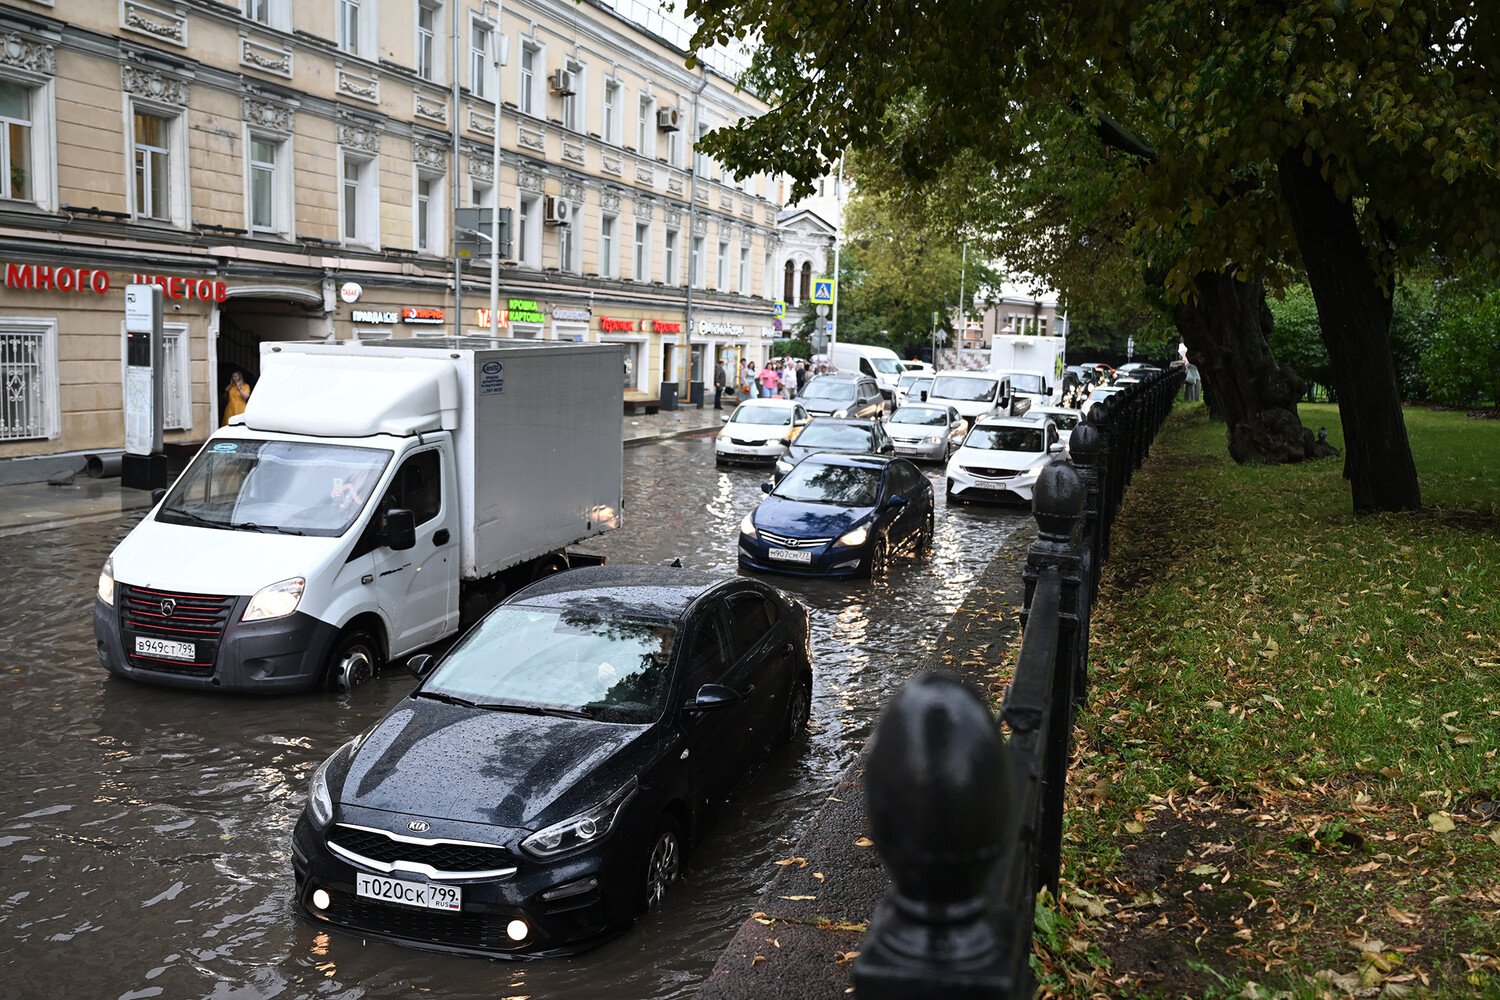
[0,0,783,481]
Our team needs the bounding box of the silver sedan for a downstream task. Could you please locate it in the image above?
[884,403,968,463]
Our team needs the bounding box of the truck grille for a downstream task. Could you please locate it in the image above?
[758,530,832,549]
[120,584,236,677]
[329,824,518,877]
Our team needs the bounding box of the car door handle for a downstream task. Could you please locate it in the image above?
[433,529,450,545]
[780,642,794,656]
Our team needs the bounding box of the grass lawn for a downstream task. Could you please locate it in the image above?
[1030,402,1500,999]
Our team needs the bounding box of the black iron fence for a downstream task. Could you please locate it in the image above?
[854,366,1185,999]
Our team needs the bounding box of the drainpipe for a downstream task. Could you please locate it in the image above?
[682,66,708,400]
[452,3,463,336]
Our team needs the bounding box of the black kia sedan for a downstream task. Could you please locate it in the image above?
[291,566,812,958]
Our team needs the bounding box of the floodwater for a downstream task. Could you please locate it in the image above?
[0,430,1026,1000]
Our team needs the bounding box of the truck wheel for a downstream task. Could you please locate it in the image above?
[530,553,569,581]
[642,813,682,913]
[325,628,382,692]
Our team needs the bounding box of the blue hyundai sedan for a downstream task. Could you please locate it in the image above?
[738,453,934,578]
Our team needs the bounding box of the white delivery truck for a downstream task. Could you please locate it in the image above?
[988,333,1067,408]
[93,340,623,693]
[829,342,907,400]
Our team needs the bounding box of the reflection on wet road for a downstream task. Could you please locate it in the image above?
[0,429,1025,1000]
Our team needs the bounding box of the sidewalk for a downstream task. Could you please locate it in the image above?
[0,405,730,536]
[696,525,1035,1000]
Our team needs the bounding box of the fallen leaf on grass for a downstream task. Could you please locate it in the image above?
[854,837,874,847]
[1190,864,1220,876]
[1124,820,1146,834]
[1428,813,1456,833]
[1489,829,1500,847]
[1386,905,1420,926]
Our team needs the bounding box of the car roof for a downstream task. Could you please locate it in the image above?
[808,371,862,382]
[506,565,741,621]
[891,402,949,414]
[804,416,881,428]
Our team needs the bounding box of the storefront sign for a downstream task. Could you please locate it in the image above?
[698,322,746,338]
[352,309,399,324]
[339,282,363,303]
[552,307,591,322]
[5,263,111,295]
[599,316,635,333]
[474,308,510,328]
[507,299,547,324]
[643,318,682,334]
[402,307,446,325]
[133,273,229,302]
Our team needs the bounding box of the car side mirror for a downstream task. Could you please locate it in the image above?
[761,480,774,494]
[687,683,739,712]
[886,494,910,509]
[781,437,794,446]
[721,413,731,423]
[385,508,417,551]
[152,488,167,505]
[1048,441,1064,453]
[407,653,437,679]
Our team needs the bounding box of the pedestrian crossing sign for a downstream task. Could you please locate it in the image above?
[773,301,786,318]
[811,279,835,304]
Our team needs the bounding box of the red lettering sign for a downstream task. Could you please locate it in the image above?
[5,263,111,295]
[402,307,446,324]
[133,274,228,302]
[599,316,636,333]
[651,320,682,334]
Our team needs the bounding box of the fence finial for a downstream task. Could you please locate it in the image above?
[1033,461,1085,540]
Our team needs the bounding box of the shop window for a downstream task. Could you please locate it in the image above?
[0,318,59,441]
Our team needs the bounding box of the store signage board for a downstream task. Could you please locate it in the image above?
[123,284,164,457]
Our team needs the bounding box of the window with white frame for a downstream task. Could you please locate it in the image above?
[599,214,618,278]
[664,228,679,285]
[0,82,33,203]
[340,152,377,246]
[245,0,291,29]
[517,192,541,266]
[132,109,184,225]
[518,42,538,116]
[470,17,494,99]
[558,223,577,272]
[561,60,584,132]
[690,235,705,288]
[416,2,438,81]
[119,321,191,431]
[716,240,728,289]
[763,250,773,298]
[694,122,711,175]
[415,171,444,253]
[633,222,650,281]
[635,93,654,155]
[245,0,270,23]
[0,318,58,442]
[602,79,620,144]
[337,0,363,56]
[246,133,290,236]
[739,246,750,293]
[666,125,681,168]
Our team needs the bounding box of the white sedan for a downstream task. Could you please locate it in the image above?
[1025,406,1083,446]
[945,416,1063,505]
[714,399,811,466]
[1080,385,1125,417]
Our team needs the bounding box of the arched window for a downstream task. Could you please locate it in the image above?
[800,261,812,303]
[783,260,795,303]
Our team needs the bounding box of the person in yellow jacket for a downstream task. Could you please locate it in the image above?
[222,370,251,425]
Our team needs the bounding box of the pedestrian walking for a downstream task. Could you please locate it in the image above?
[713,359,727,409]
[796,361,809,396]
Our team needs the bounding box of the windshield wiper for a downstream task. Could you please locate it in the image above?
[417,690,479,708]
[160,506,220,529]
[475,701,594,719]
[230,521,304,536]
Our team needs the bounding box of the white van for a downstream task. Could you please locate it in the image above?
[829,343,906,399]
[928,370,1030,422]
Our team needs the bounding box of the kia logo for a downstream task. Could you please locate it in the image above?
[408,820,430,833]
[160,598,176,617]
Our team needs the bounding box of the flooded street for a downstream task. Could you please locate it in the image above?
[0,429,1026,1000]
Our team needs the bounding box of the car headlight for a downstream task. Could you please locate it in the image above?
[520,778,638,859]
[97,557,115,606]
[307,753,337,829]
[922,434,944,445]
[740,513,758,538]
[835,524,868,548]
[242,577,305,622]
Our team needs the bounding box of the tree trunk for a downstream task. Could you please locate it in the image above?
[1277,147,1421,512]
[1174,269,1330,464]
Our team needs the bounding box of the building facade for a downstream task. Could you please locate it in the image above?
[0,0,782,480]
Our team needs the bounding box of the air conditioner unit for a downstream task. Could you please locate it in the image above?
[656,106,682,131]
[548,69,576,95]
[544,195,573,226]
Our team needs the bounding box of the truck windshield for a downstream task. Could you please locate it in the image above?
[932,376,998,402]
[1003,373,1045,394]
[156,440,394,537]
[869,357,905,376]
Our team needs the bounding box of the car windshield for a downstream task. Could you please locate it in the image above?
[156,439,393,536]
[896,374,921,391]
[931,376,998,402]
[774,462,882,506]
[869,357,905,376]
[795,423,877,450]
[729,406,794,426]
[424,607,677,724]
[1089,388,1119,402]
[964,426,1045,452]
[801,380,856,401]
[889,407,947,427]
[1039,411,1080,430]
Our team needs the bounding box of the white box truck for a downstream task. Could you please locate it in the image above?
[93,340,623,693]
[988,333,1067,407]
